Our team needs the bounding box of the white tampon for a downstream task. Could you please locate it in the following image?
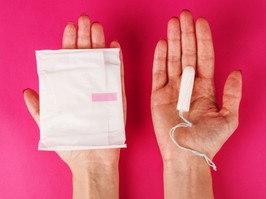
[170,66,217,171]
[177,66,195,112]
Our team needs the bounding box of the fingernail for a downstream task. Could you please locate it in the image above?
[92,21,100,24]
[80,13,89,17]
[238,69,242,74]
[182,9,191,12]
[23,88,28,94]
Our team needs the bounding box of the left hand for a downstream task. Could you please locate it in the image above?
[24,14,126,171]
[151,10,242,165]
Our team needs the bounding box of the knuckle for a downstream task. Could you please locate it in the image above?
[182,48,196,57]
[153,70,166,79]
[168,55,180,63]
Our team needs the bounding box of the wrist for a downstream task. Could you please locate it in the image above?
[70,160,119,174]
[70,163,119,199]
[163,153,211,172]
[163,155,214,199]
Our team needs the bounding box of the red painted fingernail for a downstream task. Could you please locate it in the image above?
[23,88,28,94]
[182,9,191,12]
[80,13,89,16]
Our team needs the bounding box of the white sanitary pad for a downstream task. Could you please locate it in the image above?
[36,48,126,150]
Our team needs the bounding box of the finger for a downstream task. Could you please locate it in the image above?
[23,88,40,126]
[62,23,77,49]
[77,14,91,48]
[152,40,168,92]
[167,17,181,80]
[196,17,215,79]
[110,41,127,122]
[220,71,242,130]
[91,23,105,48]
[180,10,196,69]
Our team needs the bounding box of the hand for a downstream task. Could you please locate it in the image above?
[24,14,126,199]
[151,10,242,165]
[151,10,242,199]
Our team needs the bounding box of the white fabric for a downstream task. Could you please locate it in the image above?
[36,48,126,150]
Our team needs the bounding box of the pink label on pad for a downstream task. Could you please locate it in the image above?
[92,92,117,102]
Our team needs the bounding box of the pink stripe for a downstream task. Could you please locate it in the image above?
[92,92,117,101]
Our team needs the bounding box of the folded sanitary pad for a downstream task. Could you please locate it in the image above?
[36,49,126,150]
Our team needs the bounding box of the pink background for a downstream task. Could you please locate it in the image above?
[0,0,266,198]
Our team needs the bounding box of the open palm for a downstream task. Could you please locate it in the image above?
[24,14,126,169]
[151,11,242,163]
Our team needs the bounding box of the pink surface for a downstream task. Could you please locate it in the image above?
[0,0,266,198]
[92,92,118,101]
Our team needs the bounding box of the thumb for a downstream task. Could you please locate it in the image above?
[23,88,40,126]
[220,70,242,132]
[110,41,127,123]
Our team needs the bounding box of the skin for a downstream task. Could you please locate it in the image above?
[151,10,242,199]
[24,14,126,199]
